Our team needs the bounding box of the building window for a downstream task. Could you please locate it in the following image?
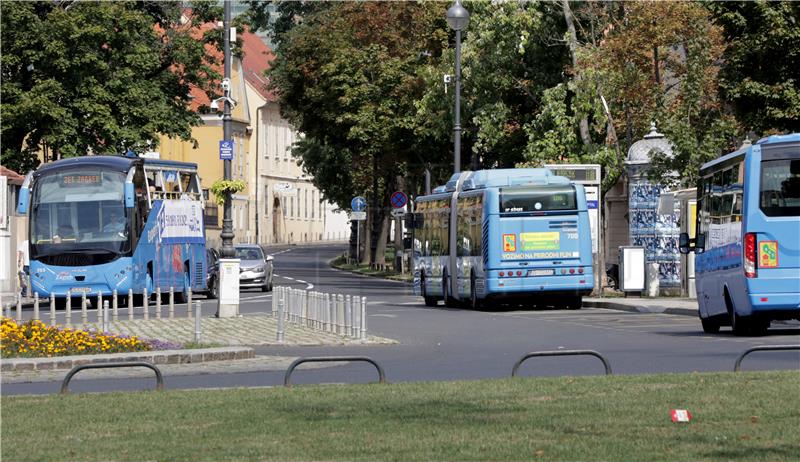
[304,189,308,219]
[311,190,315,219]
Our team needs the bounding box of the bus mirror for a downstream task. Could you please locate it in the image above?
[694,233,706,254]
[678,233,690,254]
[124,182,135,208]
[16,171,33,214]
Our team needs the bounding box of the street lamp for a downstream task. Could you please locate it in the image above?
[447,0,469,174]
[210,78,237,111]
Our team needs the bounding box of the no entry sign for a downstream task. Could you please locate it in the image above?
[390,191,408,209]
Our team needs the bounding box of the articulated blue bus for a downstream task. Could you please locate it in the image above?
[412,169,594,309]
[18,155,207,304]
[680,134,800,335]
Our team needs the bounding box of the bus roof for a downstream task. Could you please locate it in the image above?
[143,158,199,172]
[34,155,140,177]
[701,133,800,172]
[463,168,569,190]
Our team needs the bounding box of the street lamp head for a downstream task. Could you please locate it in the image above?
[210,99,219,111]
[446,0,470,31]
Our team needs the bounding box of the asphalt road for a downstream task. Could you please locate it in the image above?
[5,244,799,394]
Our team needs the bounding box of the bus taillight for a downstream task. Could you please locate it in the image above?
[744,232,757,278]
[499,271,505,277]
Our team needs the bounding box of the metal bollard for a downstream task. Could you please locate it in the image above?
[96,291,103,323]
[143,288,149,320]
[102,300,110,333]
[194,300,202,343]
[323,293,330,332]
[361,296,367,341]
[276,287,285,343]
[169,287,175,319]
[16,295,22,322]
[128,289,134,321]
[302,290,308,326]
[81,292,88,326]
[112,289,119,322]
[65,290,72,327]
[345,295,352,337]
[50,296,56,326]
[155,288,162,319]
[187,288,193,319]
[337,294,345,335]
[33,293,40,321]
[353,296,361,339]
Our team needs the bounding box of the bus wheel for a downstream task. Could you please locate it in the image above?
[174,272,189,304]
[422,276,437,307]
[469,275,481,310]
[731,311,761,336]
[700,316,721,334]
[566,296,582,310]
[442,273,456,307]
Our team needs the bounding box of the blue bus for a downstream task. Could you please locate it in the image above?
[680,133,800,335]
[18,155,207,304]
[412,168,594,309]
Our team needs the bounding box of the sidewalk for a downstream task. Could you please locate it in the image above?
[584,297,698,317]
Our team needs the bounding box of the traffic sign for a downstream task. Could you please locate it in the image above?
[390,191,408,209]
[351,196,367,212]
[351,211,366,221]
[391,208,406,218]
[219,140,234,160]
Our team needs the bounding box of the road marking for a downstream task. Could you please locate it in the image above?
[370,314,397,318]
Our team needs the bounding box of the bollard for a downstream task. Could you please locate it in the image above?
[96,291,103,323]
[269,287,275,317]
[169,287,175,319]
[65,290,73,327]
[345,295,352,338]
[187,288,193,319]
[337,294,345,335]
[313,292,318,330]
[16,295,22,322]
[102,300,110,333]
[143,288,149,320]
[33,293,40,321]
[81,291,88,327]
[155,288,162,320]
[353,296,361,339]
[49,296,56,326]
[361,296,367,341]
[194,300,202,343]
[302,290,308,327]
[128,289,134,321]
[323,293,330,332]
[276,287,285,343]
[112,289,119,322]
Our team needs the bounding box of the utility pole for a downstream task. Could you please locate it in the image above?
[220,0,234,258]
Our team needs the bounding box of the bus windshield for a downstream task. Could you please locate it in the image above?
[760,155,800,217]
[30,168,130,265]
[500,186,576,213]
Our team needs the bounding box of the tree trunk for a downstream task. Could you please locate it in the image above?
[360,211,371,266]
[562,0,591,147]
[374,214,390,266]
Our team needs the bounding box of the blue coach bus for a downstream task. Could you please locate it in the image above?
[680,134,800,335]
[412,168,594,309]
[18,155,206,304]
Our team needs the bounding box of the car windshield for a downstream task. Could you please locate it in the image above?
[235,247,264,260]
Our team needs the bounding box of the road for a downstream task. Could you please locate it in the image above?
[4,244,798,395]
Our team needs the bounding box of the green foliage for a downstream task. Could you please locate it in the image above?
[0,1,221,172]
[209,179,246,206]
[709,1,800,135]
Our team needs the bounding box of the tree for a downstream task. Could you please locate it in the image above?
[0,1,222,172]
[709,1,800,135]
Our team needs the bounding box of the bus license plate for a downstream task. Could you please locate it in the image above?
[528,269,554,277]
[70,287,91,293]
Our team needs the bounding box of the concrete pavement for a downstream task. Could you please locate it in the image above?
[584,297,699,316]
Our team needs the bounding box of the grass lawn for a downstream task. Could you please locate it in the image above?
[331,255,412,282]
[3,371,799,461]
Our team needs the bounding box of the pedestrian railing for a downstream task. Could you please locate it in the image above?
[511,349,613,377]
[60,362,164,394]
[5,287,197,330]
[733,345,800,372]
[283,356,387,388]
[271,286,367,342]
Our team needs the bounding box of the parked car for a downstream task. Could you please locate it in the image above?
[204,248,220,299]
[234,244,273,292]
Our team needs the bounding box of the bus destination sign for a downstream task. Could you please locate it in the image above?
[548,167,597,182]
[61,174,102,186]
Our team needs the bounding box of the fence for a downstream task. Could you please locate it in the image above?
[3,287,196,330]
[271,286,367,342]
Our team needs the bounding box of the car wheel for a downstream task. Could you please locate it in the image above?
[207,277,218,299]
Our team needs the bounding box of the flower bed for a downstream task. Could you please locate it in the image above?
[0,317,178,358]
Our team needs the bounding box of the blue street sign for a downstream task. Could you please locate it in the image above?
[390,191,408,209]
[219,140,234,160]
[587,200,598,209]
[351,196,367,212]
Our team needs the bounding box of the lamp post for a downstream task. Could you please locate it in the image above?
[447,0,469,174]
[221,0,234,258]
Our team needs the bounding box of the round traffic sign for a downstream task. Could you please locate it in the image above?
[390,191,408,209]
[351,196,367,212]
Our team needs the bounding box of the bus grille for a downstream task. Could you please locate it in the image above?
[482,220,489,266]
[195,262,204,286]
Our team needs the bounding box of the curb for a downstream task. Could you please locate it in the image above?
[328,258,412,284]
[1,346,254,372]
[584,300,698,317]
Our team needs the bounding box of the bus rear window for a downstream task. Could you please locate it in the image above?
[760,157,800,217]
[500,186,577,213]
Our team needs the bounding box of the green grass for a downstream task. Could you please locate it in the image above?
[331,254,412,282]
[3,371,799,461]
